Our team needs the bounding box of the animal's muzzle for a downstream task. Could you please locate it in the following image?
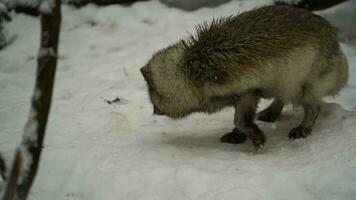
[153,106,165,115]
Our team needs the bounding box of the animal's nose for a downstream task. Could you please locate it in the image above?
[153,106,165,115]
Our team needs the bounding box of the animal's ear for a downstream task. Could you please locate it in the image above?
[140,66,151,82]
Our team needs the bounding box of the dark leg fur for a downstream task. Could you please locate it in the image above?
[258,99,284,122]
[220,92,266,149]
[221,128,247,144]
[289,103,320,139]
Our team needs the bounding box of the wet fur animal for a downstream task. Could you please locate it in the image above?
[140,5,348,149]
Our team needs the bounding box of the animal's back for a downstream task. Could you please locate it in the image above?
[182,5,347,103]
[228,5,338,58]
[183,5,338,67]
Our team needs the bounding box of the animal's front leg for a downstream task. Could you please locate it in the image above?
[221,92,266,149]
[220,128,247,144]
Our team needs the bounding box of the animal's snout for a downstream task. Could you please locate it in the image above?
[153,106,165,115]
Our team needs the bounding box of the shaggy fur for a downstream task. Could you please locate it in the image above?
[141,5,348,149]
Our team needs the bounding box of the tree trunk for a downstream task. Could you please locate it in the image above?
[1,0,61,199]
[0,154,6,181]
[2,151,21,200]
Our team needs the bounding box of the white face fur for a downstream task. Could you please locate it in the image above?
[141,45,202,118]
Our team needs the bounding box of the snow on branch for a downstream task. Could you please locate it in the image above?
[0,0,61,199]
[38,47,56,58]
[0,0,55,16]
[39,0,55,14]
[0,0,39,8]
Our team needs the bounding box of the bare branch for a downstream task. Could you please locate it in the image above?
[1,0,62,199]
[2,150,22,200]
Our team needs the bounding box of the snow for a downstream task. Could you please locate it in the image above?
[38,47,56,58]
[0,3,6,12]
[18,145,32,184]
[0,0,356,199]
[39,0,55,14]
[22,90,40,144]
[18,89,43,184]
[0,0,40,8]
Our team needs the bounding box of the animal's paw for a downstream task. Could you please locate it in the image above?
[220,129,247,144]
[250,134,266,149]
[257,109,280,122]
[289,127,311,140]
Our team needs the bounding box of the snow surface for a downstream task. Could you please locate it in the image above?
[0,0,40,8]
[0,0,356,199]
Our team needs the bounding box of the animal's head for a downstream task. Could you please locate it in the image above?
[140,44,203,118]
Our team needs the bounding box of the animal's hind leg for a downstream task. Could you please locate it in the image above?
[289,101,321,139]
[258,99,284,122]
[288,51,346,139]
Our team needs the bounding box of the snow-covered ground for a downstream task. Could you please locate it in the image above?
[1,0,356,199]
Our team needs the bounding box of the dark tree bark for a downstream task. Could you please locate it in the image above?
[1,0,61,199]
[12,6,40,17]
[67,0,148,7]
[0,7,12,50]
[275,0,349,11]
[2,151,21,200]
[0,154,6,181]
